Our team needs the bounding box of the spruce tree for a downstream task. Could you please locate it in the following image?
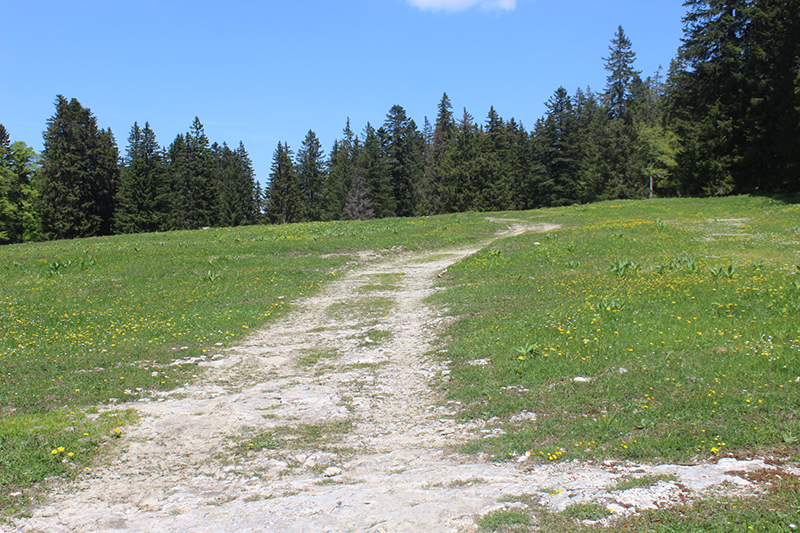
[164,118,219,230]
[415,117,440,216]
[434,92,456,165]
[296,130,326,222]
[265,142,301,224]
[114,122,165,234]
[440,108,483,213]
[533,87,581,207]
[575,88,610,203]
[359,123,393,218]
[670,0,800,194]
[383,105,423,217]
[234,142,258,224]
[604,26,640,121]
[597,27,647,199]
[479,106,513,211]
[505,118,531,211]
[320,120,357,221]
[164,133,187,229]
[418,92,456,215]
[215,141,257,227]
[37,95,119,240]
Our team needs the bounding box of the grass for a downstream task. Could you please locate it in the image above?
[605,473,678,491]
[562,502,612,521]
[327,296,394,320]
[487,478,800,532]
[357,328,393,347]
[357,272,402,293]
[433,194,800,531]
[232,419,355,457]
[478,508,532,531]
[0,213,501,513]
[296,348,339,368]
[0,408,137,515]
[3,195,800,529]
[433,195,800,465]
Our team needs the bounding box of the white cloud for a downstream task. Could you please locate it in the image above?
[407,0,516,12]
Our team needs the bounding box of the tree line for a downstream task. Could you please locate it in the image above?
[1,0,798,244]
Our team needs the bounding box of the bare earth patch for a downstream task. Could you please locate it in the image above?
[8,224,792,532]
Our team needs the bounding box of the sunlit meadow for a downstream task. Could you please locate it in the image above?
[433,196,800,468]
[0,213,500,512]
[2,195,799,528]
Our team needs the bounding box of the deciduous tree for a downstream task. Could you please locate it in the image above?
[0,125,40,243]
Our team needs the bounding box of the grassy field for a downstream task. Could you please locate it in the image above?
[2,195,800,530]
[435,196,800,463]
[0,213,501,513]
[430,195,800,531]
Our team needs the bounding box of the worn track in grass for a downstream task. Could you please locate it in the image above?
[9,223,784,532]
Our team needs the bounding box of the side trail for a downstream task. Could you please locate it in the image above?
[12,225,777,532]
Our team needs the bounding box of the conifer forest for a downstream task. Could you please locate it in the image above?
[1,1,798,244]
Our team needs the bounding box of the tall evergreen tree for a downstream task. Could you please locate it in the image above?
[215,141,257,227]
[604,26,640,121]
[596,27,647,199]
[532,87,582,207]
[440,108,486,213]
[504,118,531,211]
[418,92,457,215]
[570,87,605,203]
[296,130,326,222]
[235,142,258,224]
[359,123,393,218]
[434,92,456,164]
[415,117,440,216]
[320,120,357,221]
[37,95,119,240]
[479,106,514,211]
[265,142,301,224]
[670,0,800,194]
[164,117,219,230]
[383,105,423,217]
[114,121,165,234]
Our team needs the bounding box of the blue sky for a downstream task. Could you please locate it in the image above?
[1,0,686,184]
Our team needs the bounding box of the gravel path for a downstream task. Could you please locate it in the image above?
[9,225,783,532]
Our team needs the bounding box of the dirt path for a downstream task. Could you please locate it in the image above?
[10,224,782,532]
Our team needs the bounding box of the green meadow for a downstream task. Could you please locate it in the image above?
[435,196,800,465]
[3,195,800,529]
[0,214,500,512]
